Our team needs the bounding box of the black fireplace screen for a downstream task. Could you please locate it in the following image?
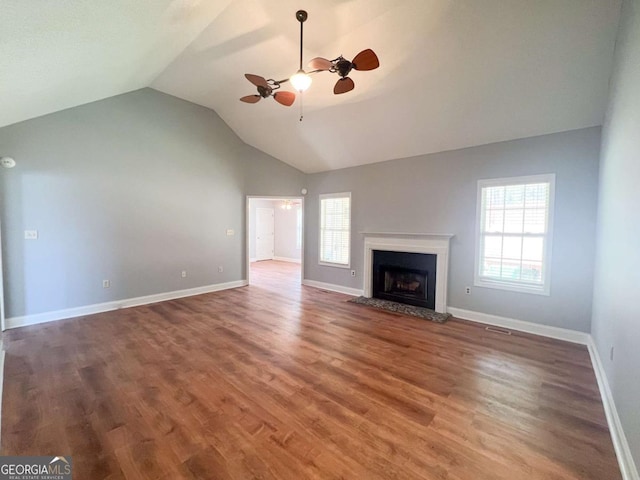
[383,267,427,298]
[372,250,436,309]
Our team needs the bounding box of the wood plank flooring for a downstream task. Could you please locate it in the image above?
[1,260,621,479]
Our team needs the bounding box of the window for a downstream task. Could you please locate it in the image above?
[475,174,555,295]
[319,193,351,267]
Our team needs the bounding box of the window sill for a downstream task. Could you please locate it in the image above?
[319,261,351,269]
[474,278,549,296]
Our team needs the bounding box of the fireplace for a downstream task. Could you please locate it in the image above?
[362,233,452,313]
[372,250,436,309]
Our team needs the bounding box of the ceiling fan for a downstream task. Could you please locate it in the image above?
[240,74,295,106]
[308,49,380,95]
[240,10,379,108]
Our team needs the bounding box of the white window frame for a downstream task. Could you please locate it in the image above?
[319,192,351,268]
[474,174,555,296]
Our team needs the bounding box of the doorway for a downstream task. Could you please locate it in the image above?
[246,196,304,287]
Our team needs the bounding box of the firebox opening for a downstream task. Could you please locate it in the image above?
[384,267,427,298]
[372,250,437,309]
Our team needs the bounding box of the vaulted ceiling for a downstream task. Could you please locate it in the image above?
[1,0,621,173]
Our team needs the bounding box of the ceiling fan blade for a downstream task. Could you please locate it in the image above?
[240,95,261,103]
[334,77,355,95]
[245,74,269,88]
[308,57,333,71]
[273,91,296,106]
[352,49,379,71]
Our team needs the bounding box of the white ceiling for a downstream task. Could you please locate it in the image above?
[2,0,621,173]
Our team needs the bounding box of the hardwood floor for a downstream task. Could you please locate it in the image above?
[1,260,620,479]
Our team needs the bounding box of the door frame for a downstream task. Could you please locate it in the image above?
[246,195,304,286]
[0,215,4,332]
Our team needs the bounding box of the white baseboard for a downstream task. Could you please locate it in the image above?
[302,279,363,297]
[446,306,590,345]
[249,257,257,263]
[5,280,248,330]
[273,256,302,264]
[587,338,639,480]
[446,306,637,479]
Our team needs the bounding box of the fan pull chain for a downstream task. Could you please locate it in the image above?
[299,92,304,122]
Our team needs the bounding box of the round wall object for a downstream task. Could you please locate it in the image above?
[301,188,308,195]
[1,156,16,168]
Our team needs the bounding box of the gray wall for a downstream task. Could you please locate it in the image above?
[592,0,640,469]
[0,88,603,335]
[0,88,304,318]
[248,199,301,261]
[274,203,301,261]
[304,127,601,332]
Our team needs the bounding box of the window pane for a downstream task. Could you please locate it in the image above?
[484,209,504,233]
[521,261,543,283]
[504,209,524,233]
[482,258,501,278]
[522,237,543,261]
[483,235,502,258]
[321,230,349,264]
[485,186,505,210]
[524,208,546,233]
[500,260,522,281]
[525,183,549,208]
[505,185,525,208]
[503,236,522,260]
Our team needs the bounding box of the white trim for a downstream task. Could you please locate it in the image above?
[5,280,248,330]
[363,234,451,313]
[587,338,640,480]
[0,215,4,331]
[0,348,5,449]
[246,195,304,287]
[302,279,363,297]
[446,306,589,345]
[249,257,257,263]
[273,256,302,264]
[360,232,454,238]
[318,261,351,269]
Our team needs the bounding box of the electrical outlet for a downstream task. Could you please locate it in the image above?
[103,279,110,288]
[610,346,614,361]
[465,286,471,295]
[218,266,224,273]
[351,270,356,277]
[24,230,38,240]
[181,270,187,278]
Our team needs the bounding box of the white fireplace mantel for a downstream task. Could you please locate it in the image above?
[362,232,453,313]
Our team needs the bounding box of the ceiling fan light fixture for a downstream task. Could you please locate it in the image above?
[290,69,312,92]
[240,10,379,111]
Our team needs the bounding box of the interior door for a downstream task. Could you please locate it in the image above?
[255,207,274,261]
